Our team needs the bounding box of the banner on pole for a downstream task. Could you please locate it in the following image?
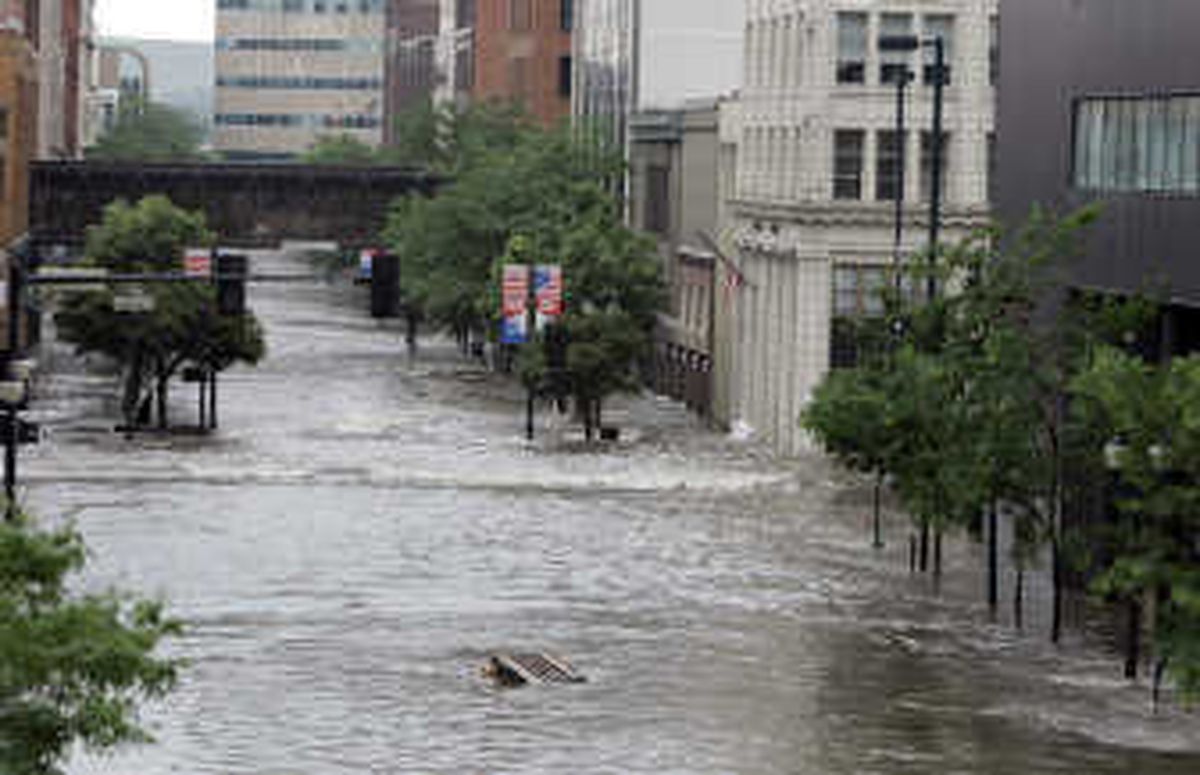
[533,265,563,331]
[359,248,379,281]
[501,264,529,344]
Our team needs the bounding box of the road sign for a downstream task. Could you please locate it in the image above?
[31,267,109,293]
[184,248,212,278]
[113,290,155,313]
[501,264,529,345]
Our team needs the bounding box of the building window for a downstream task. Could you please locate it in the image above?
[831,264,888,369]
[922,14,954,86]
[920,131,950,202]
[836,12,867,84]
[1074,95,1200,194]
[879,13,913,85]
[876,130,906,201]
[558,56,572,98]
[644,165,671,235]
[561,0,573,32]
[833,129,864,200]
[509,0,532,31]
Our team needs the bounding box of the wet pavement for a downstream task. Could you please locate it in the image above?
[20,248,1199,774]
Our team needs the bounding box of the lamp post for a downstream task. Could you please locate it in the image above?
[878,34,947,302]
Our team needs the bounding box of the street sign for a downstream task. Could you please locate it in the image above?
[30,267,109,293]
[534,264,563,331]
[501,264,529,344]
[113,290,155,313]
[184,248,212,278]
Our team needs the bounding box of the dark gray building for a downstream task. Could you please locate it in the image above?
[998,0,1200,350]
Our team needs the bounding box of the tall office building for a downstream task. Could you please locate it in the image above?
[214,0,386,159]
[571,0,637,150]
[727,0,997,455]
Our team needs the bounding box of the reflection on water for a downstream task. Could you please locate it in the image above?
[21,250,1197,774]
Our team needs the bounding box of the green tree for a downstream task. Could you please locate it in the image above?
[0,514,180,774]
[301,134,380,166]
[86,99,206,163]
[54,196,266,429]
[1072,346,1200,701]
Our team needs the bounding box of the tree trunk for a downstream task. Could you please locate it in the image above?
[988,500,999,613]
[1125,597,1142,681]
[872,472,884,549]
[583,399,594,442]
[156,369,169,431]
[919,523,930,573]
[1051,535,1063,645]
[933,530,943,579]
[1014,568,1025,630]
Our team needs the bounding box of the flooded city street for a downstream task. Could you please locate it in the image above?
[21,249,1199,774]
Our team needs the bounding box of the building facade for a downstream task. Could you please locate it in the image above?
[214,0,386,159]
[997,0,1200,351]
[384,0,475,142]
[36,0,94,159]
[572,0,636,150]
[0,0,38,245]
[726,0,996,455]
[473,0,571,127]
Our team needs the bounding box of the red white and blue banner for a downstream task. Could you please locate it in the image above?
[533,264,563,331]
[501,264,530,344]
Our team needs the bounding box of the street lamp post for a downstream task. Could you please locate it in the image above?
[878,34,948,302]
[889,65,913,289]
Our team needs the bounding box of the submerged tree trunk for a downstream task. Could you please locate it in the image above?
[1125,597,1142,681]
[919,523,930,573]
[1014,568,1025,630]
[156,367,170,431]
[872,472,884,549]
[988,500,1000,614]
[122,350,145,429]
[1051,536,1063,645]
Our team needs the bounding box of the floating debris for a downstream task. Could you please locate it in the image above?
[483,653,587,687]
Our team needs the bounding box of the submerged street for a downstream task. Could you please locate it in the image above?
[20,249,1200,774]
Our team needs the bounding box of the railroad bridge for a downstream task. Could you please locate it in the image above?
[30,161,440,247]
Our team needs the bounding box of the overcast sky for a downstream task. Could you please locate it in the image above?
[95,0,744,105]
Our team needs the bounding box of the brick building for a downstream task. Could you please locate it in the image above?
[473,0,572,127]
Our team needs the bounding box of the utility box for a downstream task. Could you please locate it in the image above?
[370,252,400,319]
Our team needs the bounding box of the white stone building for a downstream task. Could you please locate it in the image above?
[724,0,997,456]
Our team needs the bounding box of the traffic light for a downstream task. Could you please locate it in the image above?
[215,252,248,316]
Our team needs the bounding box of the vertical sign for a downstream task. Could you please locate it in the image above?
[359,248,378,281]
[533,264,563,331]
[501,264,530,344]
[183,247,212,278]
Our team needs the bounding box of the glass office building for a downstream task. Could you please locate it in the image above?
[571,0,639,154]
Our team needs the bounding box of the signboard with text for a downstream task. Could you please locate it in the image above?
[501,264,530,344]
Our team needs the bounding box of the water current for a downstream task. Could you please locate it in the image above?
[18,249,1198,774]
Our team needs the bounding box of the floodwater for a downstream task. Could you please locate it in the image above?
[20,249,1198,774]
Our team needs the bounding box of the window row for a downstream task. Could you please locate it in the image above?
[1074,95,1200,195]
[834,129,947,202]
[215,113,381,129]
[217,0,383,13]
[217,76,382,91]
[506,0,574,32]
[216,37,381,53]
[834,11,999,88]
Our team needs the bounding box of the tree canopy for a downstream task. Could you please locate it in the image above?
[86,100,207,163]
[0,514,179,774]
[382,109,662,434]
[54,196,265,429]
